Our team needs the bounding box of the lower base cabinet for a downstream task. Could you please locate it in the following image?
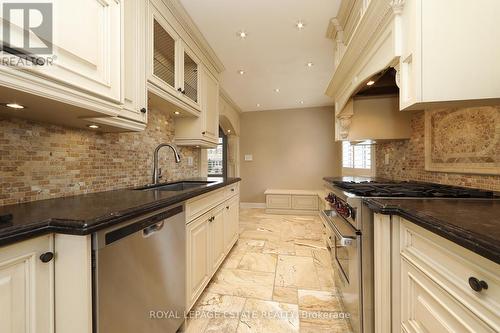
[186,187,239,310]
[0,235,54,333]
[374,214,500,333]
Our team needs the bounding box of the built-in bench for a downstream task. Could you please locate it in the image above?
[264,189,328,215]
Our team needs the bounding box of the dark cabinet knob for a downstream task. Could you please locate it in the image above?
[182,90,186,94]
[202,131,206,135]
[40,252,54,263]
[468,277,488,292]
[177,87,182,92]
[140,107,147,114]
[226,206,229,210]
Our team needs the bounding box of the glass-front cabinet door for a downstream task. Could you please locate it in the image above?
[152,16,179,93]
[180,45,201,109]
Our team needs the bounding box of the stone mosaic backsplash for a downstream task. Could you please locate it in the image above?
[376,109,500,192]
[0,109,200,206]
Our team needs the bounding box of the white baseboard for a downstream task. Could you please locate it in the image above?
[240,202,266,209]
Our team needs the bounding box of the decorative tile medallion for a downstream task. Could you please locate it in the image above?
[425,107,500,175]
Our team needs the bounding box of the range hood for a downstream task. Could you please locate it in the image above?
[335,67,413,142]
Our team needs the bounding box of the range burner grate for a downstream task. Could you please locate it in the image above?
[332,181,496,198]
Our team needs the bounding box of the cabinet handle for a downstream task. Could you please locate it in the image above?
[182,90,186,94]
[140,107,147,114]
[202,131,206,135]
[468,277,488,292]
[40,252,54,263]
[231,189,235,192]
[226,206,229,210]
[177,87,182,92]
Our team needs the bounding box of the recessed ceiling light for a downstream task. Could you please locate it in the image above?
[237,30,247,39]
[274,88,280,93]
[299,100,304,104]
[367,80,375,86]
[238,69,245,75]
[306,62,314,67]
[174,111,180,115]
[296,21,305,30]
[256,103,261,107]
[4,103,25,109]
[227,129,231,133]
[88,124,99,129]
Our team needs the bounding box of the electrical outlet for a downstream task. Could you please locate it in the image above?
[244,154,253,161]
[187,156,193,166]
[384,153,390,165]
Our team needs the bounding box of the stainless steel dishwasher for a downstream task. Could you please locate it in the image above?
[92,205,185,333]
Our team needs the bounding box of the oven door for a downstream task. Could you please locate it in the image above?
[322,210,361,333]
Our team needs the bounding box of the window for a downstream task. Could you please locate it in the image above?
[207,128,227,177]
[342,141,374,176]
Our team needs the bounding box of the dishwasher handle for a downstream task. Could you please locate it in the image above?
[93,205,184,249]
[143,221,165,237]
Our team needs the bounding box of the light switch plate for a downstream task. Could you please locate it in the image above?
[244,154,253,161]
[187,156,193,166]
[384,154,390,165]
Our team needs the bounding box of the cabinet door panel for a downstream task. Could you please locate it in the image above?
[29,0,122,102]
[0,235,54,333]
[181,46,200,109]
[202,68,219,142]
[122,0,147,122]
[210,208,225,273]
[187,216,210,306]
[401,260,493,333]
[223,196,239,252]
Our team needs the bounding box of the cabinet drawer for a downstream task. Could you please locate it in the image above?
[186,188,226,222]
[266,195,291,209]
[225,182,239,199]
[401,259,494,333]
[291,195,318,211]
[400,220,500,331]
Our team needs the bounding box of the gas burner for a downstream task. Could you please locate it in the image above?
[332,181,497,198]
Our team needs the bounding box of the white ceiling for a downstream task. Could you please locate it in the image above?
[179,0,341,112]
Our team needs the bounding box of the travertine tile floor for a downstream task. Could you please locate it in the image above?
[183,208,351,333]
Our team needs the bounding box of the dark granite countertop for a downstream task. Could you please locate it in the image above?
[364,198,500,264]
[0,177,241,247]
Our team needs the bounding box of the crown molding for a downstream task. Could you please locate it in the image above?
[163,0,225,74]
[220,88,243,114]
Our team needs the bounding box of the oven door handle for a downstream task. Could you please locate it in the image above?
[321,210,357,247]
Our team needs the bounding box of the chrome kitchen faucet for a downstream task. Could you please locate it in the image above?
[152,143,181,184]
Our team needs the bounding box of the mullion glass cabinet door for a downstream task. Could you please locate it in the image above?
[153,19,176,90]
[183,51,199,104]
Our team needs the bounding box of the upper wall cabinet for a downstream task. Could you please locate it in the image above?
[0,0,148,132]
[175,67,220,147]
[147,0,203,116]
[326,0,500,114]
[399,0,500,110]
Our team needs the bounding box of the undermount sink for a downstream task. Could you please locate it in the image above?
[135,181,216,192]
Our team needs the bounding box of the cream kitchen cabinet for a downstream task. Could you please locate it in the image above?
[374,214,500,333]
[185,183,240,310]
[186,211,211,308]
[0,0,150,132]
[0,235,54,333]
[398,0,500,110]
[147,0,202,116]
[209,205,226,273]
[175,67,220,147]
[88,0,149,130]
[223,195,240,252]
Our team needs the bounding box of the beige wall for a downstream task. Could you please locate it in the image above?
[240,107,341,203]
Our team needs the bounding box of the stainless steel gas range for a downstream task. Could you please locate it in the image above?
[320,177,498,333]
